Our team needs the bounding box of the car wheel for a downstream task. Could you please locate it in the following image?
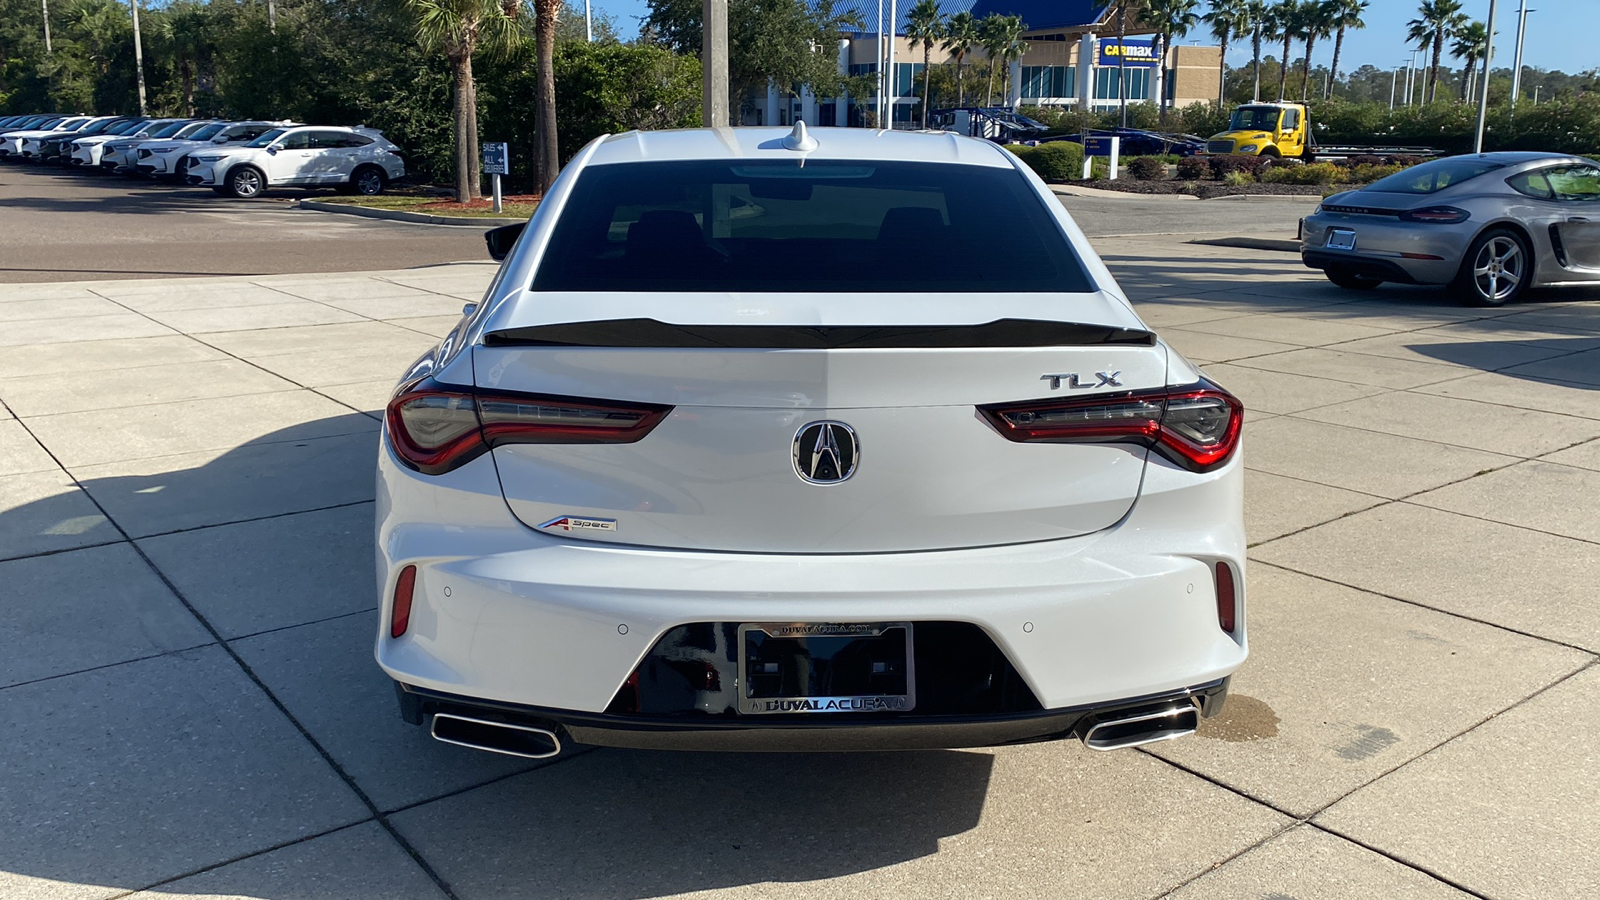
[1453,228,1532,307]
[1260,146,1281,159]
[351,165,386,196]
[1325,266,1382,290]
[225,165,266,200]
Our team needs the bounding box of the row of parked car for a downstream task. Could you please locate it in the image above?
[0,113,408,199]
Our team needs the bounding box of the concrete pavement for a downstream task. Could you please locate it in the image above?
[1,242,1597,899]
[0,164,484,282]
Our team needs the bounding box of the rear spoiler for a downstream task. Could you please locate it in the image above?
[483,318,1154,349]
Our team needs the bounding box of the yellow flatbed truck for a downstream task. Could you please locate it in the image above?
[1205,102,1436,161]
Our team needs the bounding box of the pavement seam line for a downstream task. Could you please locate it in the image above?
[1242,436,1589,551]
[0,402,463,900]
[377,744,603,817]
[1144,659,1600,899]
[1248,558,1600,655]
[83,284,401,424]
[96,819,378,900]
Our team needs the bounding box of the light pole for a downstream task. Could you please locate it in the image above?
[702,0,728,126]
[41,0,52,53]
[1390,63,1401,109]
[1510,0,1533,103]
[584,0,592,41]
[130,0,147,116]
[1473,0,1498,153]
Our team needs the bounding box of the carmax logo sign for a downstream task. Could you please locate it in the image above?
[1098,40,1158,66]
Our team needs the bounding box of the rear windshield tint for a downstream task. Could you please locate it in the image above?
[531,160,1093,292]
[1367,157,1505,195]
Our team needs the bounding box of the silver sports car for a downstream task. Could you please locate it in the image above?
[1301,152,1600,306]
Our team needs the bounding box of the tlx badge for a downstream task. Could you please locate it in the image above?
[1040,371,1122,390]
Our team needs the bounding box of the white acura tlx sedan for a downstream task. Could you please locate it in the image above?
[377,124,1246,759]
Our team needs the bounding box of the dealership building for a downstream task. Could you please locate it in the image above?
[743,0,1222,127]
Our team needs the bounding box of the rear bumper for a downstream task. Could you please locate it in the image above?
[395,678,1231,751]
[374,439,1248,721]
[1302,250,1424,284]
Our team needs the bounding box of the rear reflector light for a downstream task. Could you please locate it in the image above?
[385,377,672,475]
[391,565,417,639]
[1214,561,1237,634]
[1399,206,1470,224]
[978,381,1243,472]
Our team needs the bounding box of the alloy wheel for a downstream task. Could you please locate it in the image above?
[355,169,384,195]
[231,168,262,198]
[1472,236,1524,303]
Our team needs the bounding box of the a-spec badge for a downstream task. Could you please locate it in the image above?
[538,516,617,533]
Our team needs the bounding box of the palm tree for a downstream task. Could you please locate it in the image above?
[407,0,521,202]
[999,16,1029,105]
[941,11,979,106]
[978,13,1010,107]
[1298,0,1334,102]
[1407,0,1465,104]
[531,0,560,193]
[1145,0,1200,122]
[160,2,211,117]
[1323,0,1367,99]
[1243,0,1268,100]
[1111,0,1149,125]
[1204,0,1254,107]
[905,0,944,126]
[1451,19,1488,101]
[1267,0,1302,101]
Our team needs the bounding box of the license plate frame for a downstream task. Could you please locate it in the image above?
[1326,228,1357,251]
[736,622,915,715]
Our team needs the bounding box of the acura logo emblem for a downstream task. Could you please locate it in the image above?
[793,421,859,484]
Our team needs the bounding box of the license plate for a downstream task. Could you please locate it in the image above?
[1326,228,1357,251]
[737,622,915,715]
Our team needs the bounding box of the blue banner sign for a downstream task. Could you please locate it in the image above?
[1098,39,1157,67]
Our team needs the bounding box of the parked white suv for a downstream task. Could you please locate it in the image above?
[186,125,405,198]
[135,120,294,179]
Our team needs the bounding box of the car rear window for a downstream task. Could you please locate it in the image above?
[1367,157,1505,195]
[531,160,1093,293]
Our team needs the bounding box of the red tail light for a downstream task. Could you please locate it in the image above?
[385,377,672,475]
[391,564,417,639]
[1399,206,1470,224]
[1214,561,1237,634]
[978,381,1243,472]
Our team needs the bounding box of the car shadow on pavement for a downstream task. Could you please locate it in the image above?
[1407,336,1600,385]
[391,747,995,898]
[1,412,996,898]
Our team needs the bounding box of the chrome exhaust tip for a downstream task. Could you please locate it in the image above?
[430,714,563,760]
[1079,702,1200,751]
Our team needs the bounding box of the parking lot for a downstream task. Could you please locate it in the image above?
[2,206,1597,898]
[0,164,483,282]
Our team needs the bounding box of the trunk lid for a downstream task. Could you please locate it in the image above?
[474,291,1167,553]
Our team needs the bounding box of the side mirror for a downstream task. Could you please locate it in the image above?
[484,222,526,261]
[266,145,279,155]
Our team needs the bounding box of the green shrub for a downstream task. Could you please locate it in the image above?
[1260,162,1343,185]
[1209,154,1272,180]
[1347,163,1406,183]
[1223,170,1255,186]
[1176,155,1211,179]
[1128,156,1166,180]
[1006,141,1085,183]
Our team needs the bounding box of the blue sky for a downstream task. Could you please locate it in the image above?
[587,0,1596,75]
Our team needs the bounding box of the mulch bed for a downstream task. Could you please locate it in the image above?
[1073,179,1335,199]
[417,194,541,212]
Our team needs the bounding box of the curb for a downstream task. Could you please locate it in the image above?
[298,199,524,227]
[1188,236,1302,253]
[1051,184,1198,201]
